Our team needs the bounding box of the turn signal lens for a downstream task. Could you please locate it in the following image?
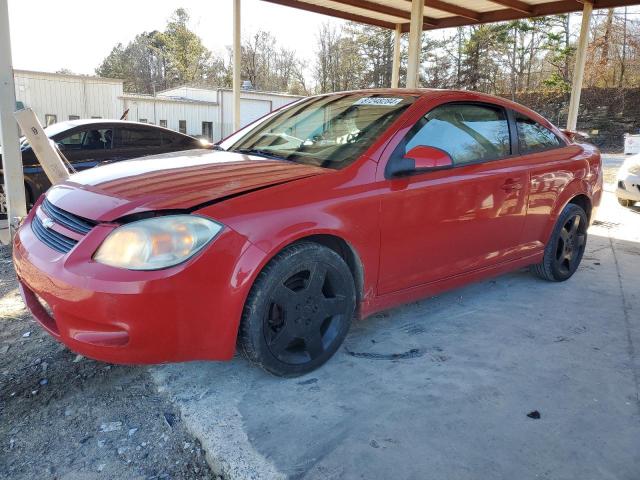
[93,215,222,270]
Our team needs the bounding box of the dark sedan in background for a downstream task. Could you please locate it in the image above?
[0,119,205,214]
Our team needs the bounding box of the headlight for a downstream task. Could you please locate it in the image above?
[93,215,222,270]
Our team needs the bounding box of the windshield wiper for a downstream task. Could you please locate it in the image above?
[232,148,289,161]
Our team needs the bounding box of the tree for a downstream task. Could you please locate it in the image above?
[96,32,168,94]
[313,22,371,93]
[96,8,226,94]
[158,8,213,86]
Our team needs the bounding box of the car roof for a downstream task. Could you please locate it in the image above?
[312,87,515,104]
[46,119,196,138]
[312,88,558,130]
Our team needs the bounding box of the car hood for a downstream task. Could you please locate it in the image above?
[45,149,327,222]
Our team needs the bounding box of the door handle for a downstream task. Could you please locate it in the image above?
[501,179,523,191]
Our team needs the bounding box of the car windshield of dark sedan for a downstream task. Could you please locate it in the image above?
[19,121,78,151]
[225,93,416,169]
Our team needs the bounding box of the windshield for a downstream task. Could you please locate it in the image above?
[19,121,78,150]
[223,93,415,169]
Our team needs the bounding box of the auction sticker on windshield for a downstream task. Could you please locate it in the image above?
[353,97,403,106]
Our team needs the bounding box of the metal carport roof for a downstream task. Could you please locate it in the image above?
[262,0,640,31]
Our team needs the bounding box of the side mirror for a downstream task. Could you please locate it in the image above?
[388,145,453,177]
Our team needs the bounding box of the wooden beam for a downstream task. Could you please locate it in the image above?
[422,0,481,21]
[337,0,439,26]
[233,0,241,131]
[567,1,593,130]
[406,0,424,88]
[335,0,410,21]
[487,0,533,14]
[423,0,592,29]
[261,0,396,29]
[0,0,28,238]
[391,24,402,88]
[592,0,640,8]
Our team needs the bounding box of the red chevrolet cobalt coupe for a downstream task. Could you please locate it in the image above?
[13,89,602,376]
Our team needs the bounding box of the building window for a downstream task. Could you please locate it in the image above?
[202,121,213,141]
[139,118,148,124]
[91,116,102,119]
[68,115,80,121]
[179,120,187,134]
[159,120,167,128]
[44,114,57,126]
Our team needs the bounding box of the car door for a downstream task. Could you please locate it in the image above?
[511,111,580,247]
[377,101,530,295]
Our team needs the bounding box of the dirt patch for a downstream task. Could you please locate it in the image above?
[0,246,218,480]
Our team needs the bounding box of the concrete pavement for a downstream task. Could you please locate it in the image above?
[154,191,639,480]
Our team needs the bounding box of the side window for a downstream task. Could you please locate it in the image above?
[179,136,197,148]
[118,128,161,148]
[58,130,84,149]
[515,113,563,153]
[401,103,511,166]
[161,134,174,146]
[81,128,113,150]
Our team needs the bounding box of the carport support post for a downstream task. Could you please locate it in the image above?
[233,0,241,132]
[391,24,402,88]
[566,1,593,131]
[406,0,424,89]
[0,0,27,239]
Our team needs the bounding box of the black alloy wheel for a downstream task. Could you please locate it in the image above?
[531,203,588,282]
[239,242,356,377]
[553,214,586,276]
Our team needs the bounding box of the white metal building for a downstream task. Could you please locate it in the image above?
[124,86,299,141]
[12,69,303,143]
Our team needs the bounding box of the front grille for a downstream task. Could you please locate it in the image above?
[32,213,78,253]
[41,198,96,234]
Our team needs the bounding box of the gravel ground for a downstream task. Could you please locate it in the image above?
[0,247,217,480]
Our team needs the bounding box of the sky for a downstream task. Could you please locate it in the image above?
[7,0,340,75]
[8,1,640,80]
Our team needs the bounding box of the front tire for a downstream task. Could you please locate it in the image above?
[238,242,356,377]
[531,203,588,282]
[618,197,634,207]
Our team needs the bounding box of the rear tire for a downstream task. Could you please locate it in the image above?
[618,197,634,207]
[531,203,588,282]
[238,242,356,377]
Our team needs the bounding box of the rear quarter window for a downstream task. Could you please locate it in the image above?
[515,113,563,153]
[118,128,161,148]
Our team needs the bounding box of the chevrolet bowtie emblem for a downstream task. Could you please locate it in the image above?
[42,217,55,229]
